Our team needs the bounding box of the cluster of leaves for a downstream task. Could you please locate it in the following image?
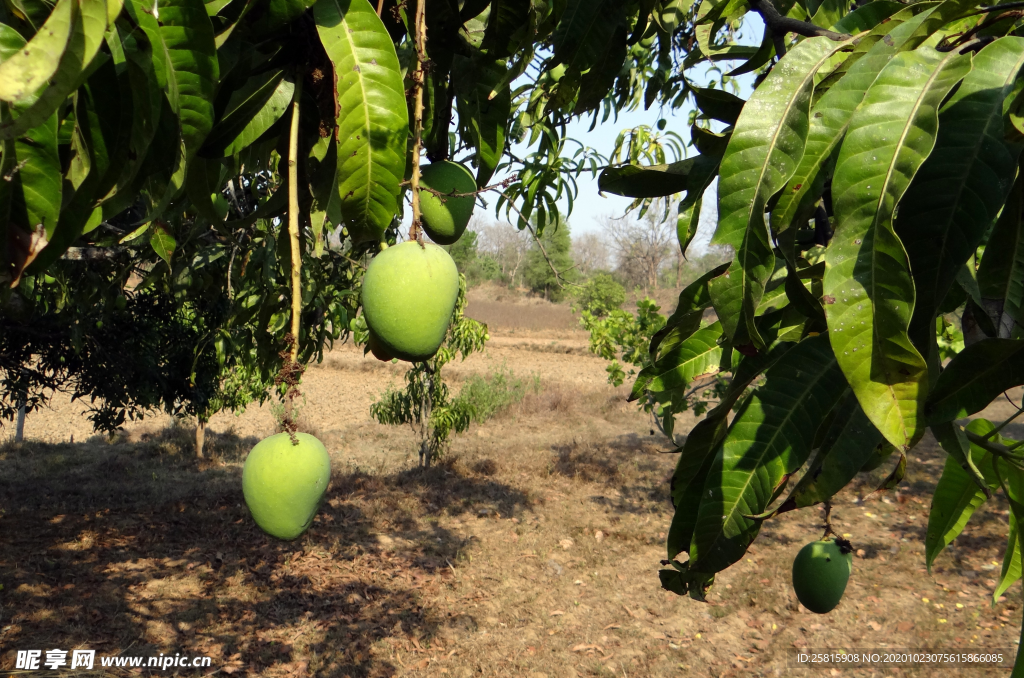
[367,273,489,466]
[594,0,1024,625]
[575,286,727,439]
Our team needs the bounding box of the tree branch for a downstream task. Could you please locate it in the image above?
[750,0,848,41]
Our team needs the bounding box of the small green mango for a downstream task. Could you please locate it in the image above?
[361,241,459,362]
[792,538,853,614]
[242,432,331,540]
[419,161,476,245]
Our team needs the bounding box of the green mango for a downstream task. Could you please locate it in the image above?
[418,161,476,245]
[792,538,853,614]
[242,432,331,540]
[361,241,460,362]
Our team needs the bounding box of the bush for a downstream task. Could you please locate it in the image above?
[571,273,626,317]
[454,364,540,423]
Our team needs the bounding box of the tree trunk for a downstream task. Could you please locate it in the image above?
[195,420,206,458]
[15,398,25,443]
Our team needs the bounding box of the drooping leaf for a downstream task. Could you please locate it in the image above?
[899,38,1024,352]
[677,195,702,259]
[0,25,61,244]
[978,170,1024,340]
[927,339,1024,423]
[315,0,409,243]
[994,510,1022,602]
[127,0,218,165]
[708,36,851,349]
[452,55,511,187]
[0,0,75,103]
[686,333,847,574]
[0,0,111,141]
[202,70,295,158]
[692,87,745,125]
[150,220,176,265]
[550,0,624,74]
[925,419,999,572]
[824,46,971,451]
[773,390,885,514]
[598,158,694,198]
[666,335,798,560]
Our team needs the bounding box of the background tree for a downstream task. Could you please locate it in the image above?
[522,220,578,301]
[602,206,676,294]
[571,232,611,277]
[477,221,532,288]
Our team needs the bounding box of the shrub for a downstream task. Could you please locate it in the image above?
[454,364,540,423]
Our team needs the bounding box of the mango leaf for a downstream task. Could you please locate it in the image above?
[994,510,1022,602]
[632,322,724,399]
[573,20,627,114]
[0,0,110,141]
[650,262,728,358]
[687,333,847,574]
[0,26,61,245]
[978,170,1024,340]
[927,339,1024,423]
[598,158,693,198]
[899,38,1024,352]
[27,55,121,273]
[150,220,176,265]
[830,0,903,33]
[824,47,971,451]
[128,0,218,164]
[550,0,624,73]
[708,37,851,349]
[202,70,294,158]
[666,335,798,560]
[772,390,884,514]
[316,0,408,244]
[482,0,532,59]
[771,9,939,240]
[452,55,510,188]
[692,87,744,125]
[0,0,75,103]
[677,196,702,259]
[925,419,999,572]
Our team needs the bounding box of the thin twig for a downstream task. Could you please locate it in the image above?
[750,0,848,41]
[376,0,384,15]
[287,81,303,365]
[501,199,581,289]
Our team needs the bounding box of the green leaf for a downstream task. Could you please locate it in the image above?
[0,0,111,141]
[0,0,75,103]
[666,336,798,560]
[202,70,294,158]
[708,37,851,349]
[925,419,999,572]
[150,220,176,265]
[550,0,624,74]
[598,158,694,198]
[650,263,730,358]
[315,0,408,243]
[687,333,847,574]
[692,87,745,125]
[127,0,218,164]
[899,38,1024,352]
[677,196,702,259]
[0,25,61,242]
[994,510,1021,602]
[452,55,510,187]
[774,390,885,514]
[830,0,903,33]
[482,0,532,59]
[927,339,1024,423]
[824,46,971,451]
[633,321,724,399]
[771,8,940,240]
[978,170,1024,340]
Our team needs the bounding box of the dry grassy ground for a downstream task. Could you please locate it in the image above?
[0,287,1021,677]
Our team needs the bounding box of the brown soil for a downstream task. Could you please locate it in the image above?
[0,293,1021,677]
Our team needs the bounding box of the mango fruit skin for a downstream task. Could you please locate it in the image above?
[361,241,459,362]
[366,329,394,362]
[419,161,476,245]
[242,432,331,540]
[792,539,853,613]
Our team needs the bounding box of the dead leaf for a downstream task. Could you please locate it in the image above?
[549,610,565,616]
[571,644,604,653]
[602,623,621,630]
[559,538,574,550]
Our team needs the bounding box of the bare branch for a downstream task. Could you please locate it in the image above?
[750,0,848,41]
